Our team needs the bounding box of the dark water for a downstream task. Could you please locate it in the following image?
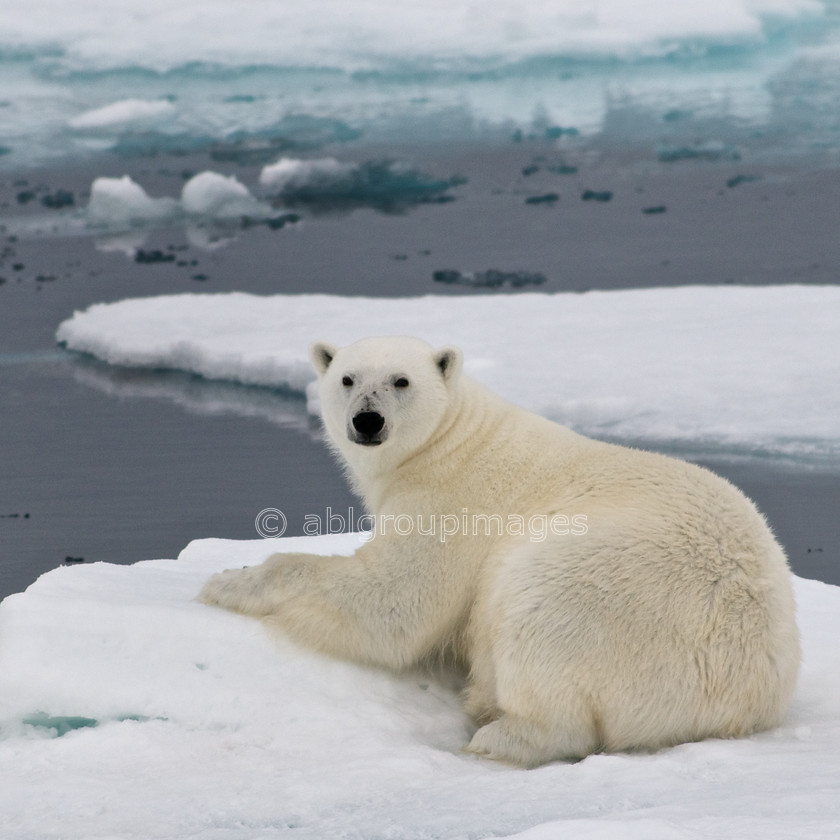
[1,145,839,600]
[0,355,358,598]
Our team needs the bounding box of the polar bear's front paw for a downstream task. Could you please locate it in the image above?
[198,565,272,616]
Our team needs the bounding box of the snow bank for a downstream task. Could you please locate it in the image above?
[56,286,840,460]
[69,98,176,130]
[0,535,838,839]
[87,176,179,224]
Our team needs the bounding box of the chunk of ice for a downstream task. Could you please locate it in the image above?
[259,157,357,193]
[87,176,179,224]
[259,157,462,205]
[180,171,267,218]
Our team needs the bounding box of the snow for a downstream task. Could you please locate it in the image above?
[68,98,176,130]
[1,534,838,839]
[3,283,838,835]
[56,285,840,461]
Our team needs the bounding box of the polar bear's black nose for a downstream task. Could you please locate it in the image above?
[353,411,385,437]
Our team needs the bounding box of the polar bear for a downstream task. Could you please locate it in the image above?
[199,336,800,767]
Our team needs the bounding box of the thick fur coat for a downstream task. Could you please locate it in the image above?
[200,336,800,767]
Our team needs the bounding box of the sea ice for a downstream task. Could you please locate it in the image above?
[6,170,287,239]
[259,156,357,193]
[180,171,269,218]
[55,285,840,461]
[0,535,838,839]
[259,156,461,204]
[0,0,821,74]
[0,0,830,170]
[68,98,176,130]
[87,176,179,225]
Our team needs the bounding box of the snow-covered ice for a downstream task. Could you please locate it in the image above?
[258,157,458,202]
[87,176,179,225]
[19,159,451,239]
[88,172,269,224]
[56,285,840,461]
[63,171,276,236]
[180,171,270,219]
[80,160,453,234]
[1,534,839,839]
[0,283,835,836]
[0,0,821,74]
[0,0,831,169]
[259,157,358,193]
[68,98,176,130]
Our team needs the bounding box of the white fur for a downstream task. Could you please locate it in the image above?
[199,336,800,767]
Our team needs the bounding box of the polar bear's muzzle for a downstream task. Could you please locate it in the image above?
[350,410,387,446]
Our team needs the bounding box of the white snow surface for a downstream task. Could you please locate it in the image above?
[55,285,840,460]
[0,534,839,839]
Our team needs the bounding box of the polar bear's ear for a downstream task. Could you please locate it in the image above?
[310,341,339,375]
[433,346,463,382]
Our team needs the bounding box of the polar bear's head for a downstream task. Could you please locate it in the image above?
[310,336,463,464]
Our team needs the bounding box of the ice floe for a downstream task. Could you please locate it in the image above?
[180,170,269,218]
[55,285,840,462]
[259,156,463,204]
[68,99,177,130]
[0,535,838,839]
[87,176,179,224]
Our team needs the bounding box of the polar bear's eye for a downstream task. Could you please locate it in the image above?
[394,377,410,389]
[342,376,354,387]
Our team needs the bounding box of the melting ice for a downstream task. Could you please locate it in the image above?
[0,0,835,169]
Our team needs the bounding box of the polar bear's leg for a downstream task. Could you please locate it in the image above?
[200,540,475,671]
[464,542,603,766]
[462,646,499,724]
[462,678,499,727]
[465,699,599,767]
